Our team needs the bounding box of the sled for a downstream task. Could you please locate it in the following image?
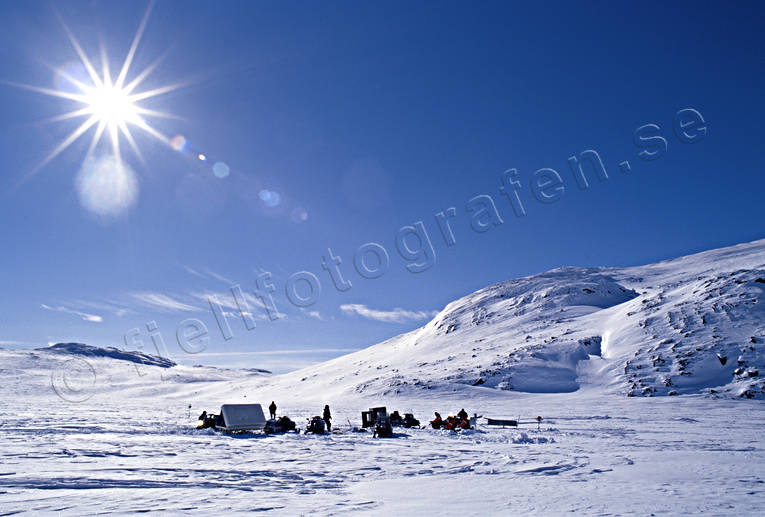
[485,418,518,428]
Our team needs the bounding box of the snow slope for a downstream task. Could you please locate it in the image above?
[257,238,765,401]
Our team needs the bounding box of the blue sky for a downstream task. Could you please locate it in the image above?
[0,1,763,372]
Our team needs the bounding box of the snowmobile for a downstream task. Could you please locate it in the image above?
[403,413,421,428]
[389,411,421,428]
[303,416,327,434]
[197,410,224,429]
[263,416,298,434]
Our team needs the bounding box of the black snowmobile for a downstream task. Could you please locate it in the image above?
[263,416,298,434]
[403,413,421,428]
[303,416,327,434]
[389,411,421,428]
[389,411,404,426]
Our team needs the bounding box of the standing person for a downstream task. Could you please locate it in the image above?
[457,408,468,421]
[269,401,277,420]
[323,404,332,432]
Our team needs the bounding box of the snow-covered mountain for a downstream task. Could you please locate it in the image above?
[40,342,178,368]
[0,343,268,402]
[263,238,765,400]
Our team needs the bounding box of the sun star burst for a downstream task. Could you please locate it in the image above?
[16,4,182,178]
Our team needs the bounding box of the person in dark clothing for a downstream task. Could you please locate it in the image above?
[457,408,468,421]
[430,412,443,429]
[373,415,393,438]
[323,405,332,432]
[269,401,277,419]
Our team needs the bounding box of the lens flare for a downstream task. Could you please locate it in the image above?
[170,134,188,151]
[259,189,281,207]
[212,161,230,178]
[75,155,138,217]
[291,207,308,223]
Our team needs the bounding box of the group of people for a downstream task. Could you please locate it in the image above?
[200,401,483,435]
[430,408,474,430]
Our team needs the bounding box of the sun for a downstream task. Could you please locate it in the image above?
[85,83,139,127]
[13,4,181,177]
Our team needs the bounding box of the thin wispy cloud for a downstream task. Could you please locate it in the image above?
[130,292,200,312]
[182,266,234,285]
[206,270,233,284]
[41,304,103,322]
[183,266,206,279]
[339,304,437,323]
[191,290,265,311]
[190,289,287,320]
[68,299,132,317]
[306,310,323,320]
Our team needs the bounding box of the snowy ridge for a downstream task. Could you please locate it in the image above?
[40,342,177,368]
[262,238,765,400]
[0,346,268,402]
